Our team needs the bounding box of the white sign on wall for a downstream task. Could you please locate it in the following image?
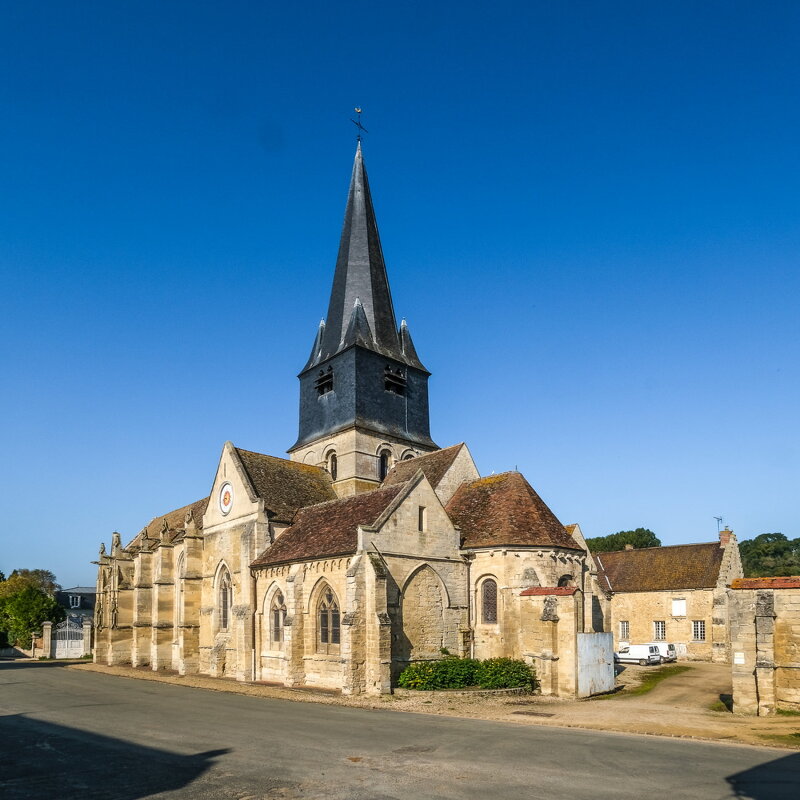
[733,652,745,665]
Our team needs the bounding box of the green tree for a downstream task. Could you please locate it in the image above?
[0,585,64,649]
[586,528,661,553]
[8,569,60,595]
[739,533,800,577]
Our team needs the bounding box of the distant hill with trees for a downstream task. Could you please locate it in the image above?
[739,533,800,577]
[585,528,661,553]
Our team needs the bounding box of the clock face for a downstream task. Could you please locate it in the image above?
[219,482,234,516]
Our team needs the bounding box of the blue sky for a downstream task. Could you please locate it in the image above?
[1,2,798,587]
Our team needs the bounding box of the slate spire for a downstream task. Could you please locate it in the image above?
[305,143,410,369]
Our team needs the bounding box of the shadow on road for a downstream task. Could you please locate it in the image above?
[0,714,228,800]
[727,751,800,799]
[0,659,78,669]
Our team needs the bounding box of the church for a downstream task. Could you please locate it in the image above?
[93,143,613,698]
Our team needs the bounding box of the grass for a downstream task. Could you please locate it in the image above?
[710,693,734,713]
[758,732,800,749]
[776,707,800,717]
[591,664,692,700]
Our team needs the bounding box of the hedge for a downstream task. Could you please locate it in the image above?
[397,656,536,691]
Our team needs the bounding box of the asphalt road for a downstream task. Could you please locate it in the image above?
[1,661,798,800]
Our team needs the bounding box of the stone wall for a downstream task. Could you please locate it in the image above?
[607,588,720,661]
[730,584,800,714]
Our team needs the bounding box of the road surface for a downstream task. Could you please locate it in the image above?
[1,661,797,799]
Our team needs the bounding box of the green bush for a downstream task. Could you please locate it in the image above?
[397,656,536,691]
[475,657,536,689]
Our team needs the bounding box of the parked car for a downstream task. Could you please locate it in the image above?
[614,644,662,666]
[646,642,677,662]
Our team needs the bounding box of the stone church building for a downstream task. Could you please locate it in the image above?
[94,144,615,696]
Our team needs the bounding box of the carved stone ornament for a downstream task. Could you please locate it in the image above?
[540,595,559,623]
[111,532,122,556]
[341,611,357,626]
[184,509,194,527]
[160,519,170,542]
[99,542,106,556]
[376,612,392,626]
[232,604,250,619]
[283,615,293,628]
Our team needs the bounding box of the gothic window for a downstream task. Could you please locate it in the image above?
[317,586,340,653]
[481,578,498,624]
[270,590,287,644]
[218,568,232,631]
[417,506,427,532]
[379,449,391,481]
[327,452,338,481]
[315,367,333,396]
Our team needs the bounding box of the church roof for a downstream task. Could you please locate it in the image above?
[593,543,725,593]
[251,483,405,567]
[234,447,337,523]
[445,472,582,551]
[303,143,425,372]
[125,496,208,550]
[382,443,465,489]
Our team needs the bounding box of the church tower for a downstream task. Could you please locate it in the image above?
[288,144,437,495]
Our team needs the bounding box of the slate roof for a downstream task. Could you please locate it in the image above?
[126,497,209,550]
[303,143,425,372]
[382,443,465,489]
[251,483,405,568]
[235,447,337,522]
[593,543,725,593]
[732,577,800,590]
[446,472,582,551]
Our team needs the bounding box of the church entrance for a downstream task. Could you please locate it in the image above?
[395,566,445,674]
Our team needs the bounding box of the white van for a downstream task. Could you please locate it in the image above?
[646,642,677,662]
[614,644,662,666]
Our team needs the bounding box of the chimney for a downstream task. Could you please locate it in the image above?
[719,527,733,547]
[624,544,635,550]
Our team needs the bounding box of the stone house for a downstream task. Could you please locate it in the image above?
[593,529,743,662]
[93,143,616,696]
[729,576,800,715]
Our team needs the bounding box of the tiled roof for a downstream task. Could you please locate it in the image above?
[446,472,582,551]
[594,543,724,593]
[382,443,465,489]
[732,577,800,589]
[252,483,405,568]
[126,497,209,550]
[235,447,336,522]
[520,587,578,596]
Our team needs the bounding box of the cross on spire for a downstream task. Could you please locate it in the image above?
[351,107,368,142]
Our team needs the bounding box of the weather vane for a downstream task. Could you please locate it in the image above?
[351,107,368,142]
[714,516,723,533]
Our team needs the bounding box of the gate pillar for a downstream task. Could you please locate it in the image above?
[42,621,53,658]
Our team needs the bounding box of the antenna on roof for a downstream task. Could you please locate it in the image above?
[714,516,723,533]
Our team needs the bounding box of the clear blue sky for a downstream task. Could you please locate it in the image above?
[2,2,798,587]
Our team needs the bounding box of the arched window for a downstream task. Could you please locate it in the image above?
[271,590,286,644]
[218,568,232,631]
[327,452,338,481]
[481,578,498,624]
[378,449,391,481]
[317,586,340,653]
[558,574,574,588]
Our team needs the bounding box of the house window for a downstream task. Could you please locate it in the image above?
[671,598,686,617]
[418,506,427,532]
[692,620,706,641]
[653,620,666,641]
[315,367,334,396]
[620,620,630,641]
[327,452,338,481]
[378,450,391,481]
[481,579,498,624]
[271,591,286,644]
[384,366,407,395]
[317,587,340,653]
[69,595,80,608]
[218,568,232,631]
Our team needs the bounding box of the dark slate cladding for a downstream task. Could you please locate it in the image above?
[292,144,435,451]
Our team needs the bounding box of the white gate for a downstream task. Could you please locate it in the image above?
[577,632,615,697]
[52,619,84,658]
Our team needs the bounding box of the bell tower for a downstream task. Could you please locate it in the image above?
[288,144,437,495]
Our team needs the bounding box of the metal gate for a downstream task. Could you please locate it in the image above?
[577,632,615,697]
[52,619,84,658]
